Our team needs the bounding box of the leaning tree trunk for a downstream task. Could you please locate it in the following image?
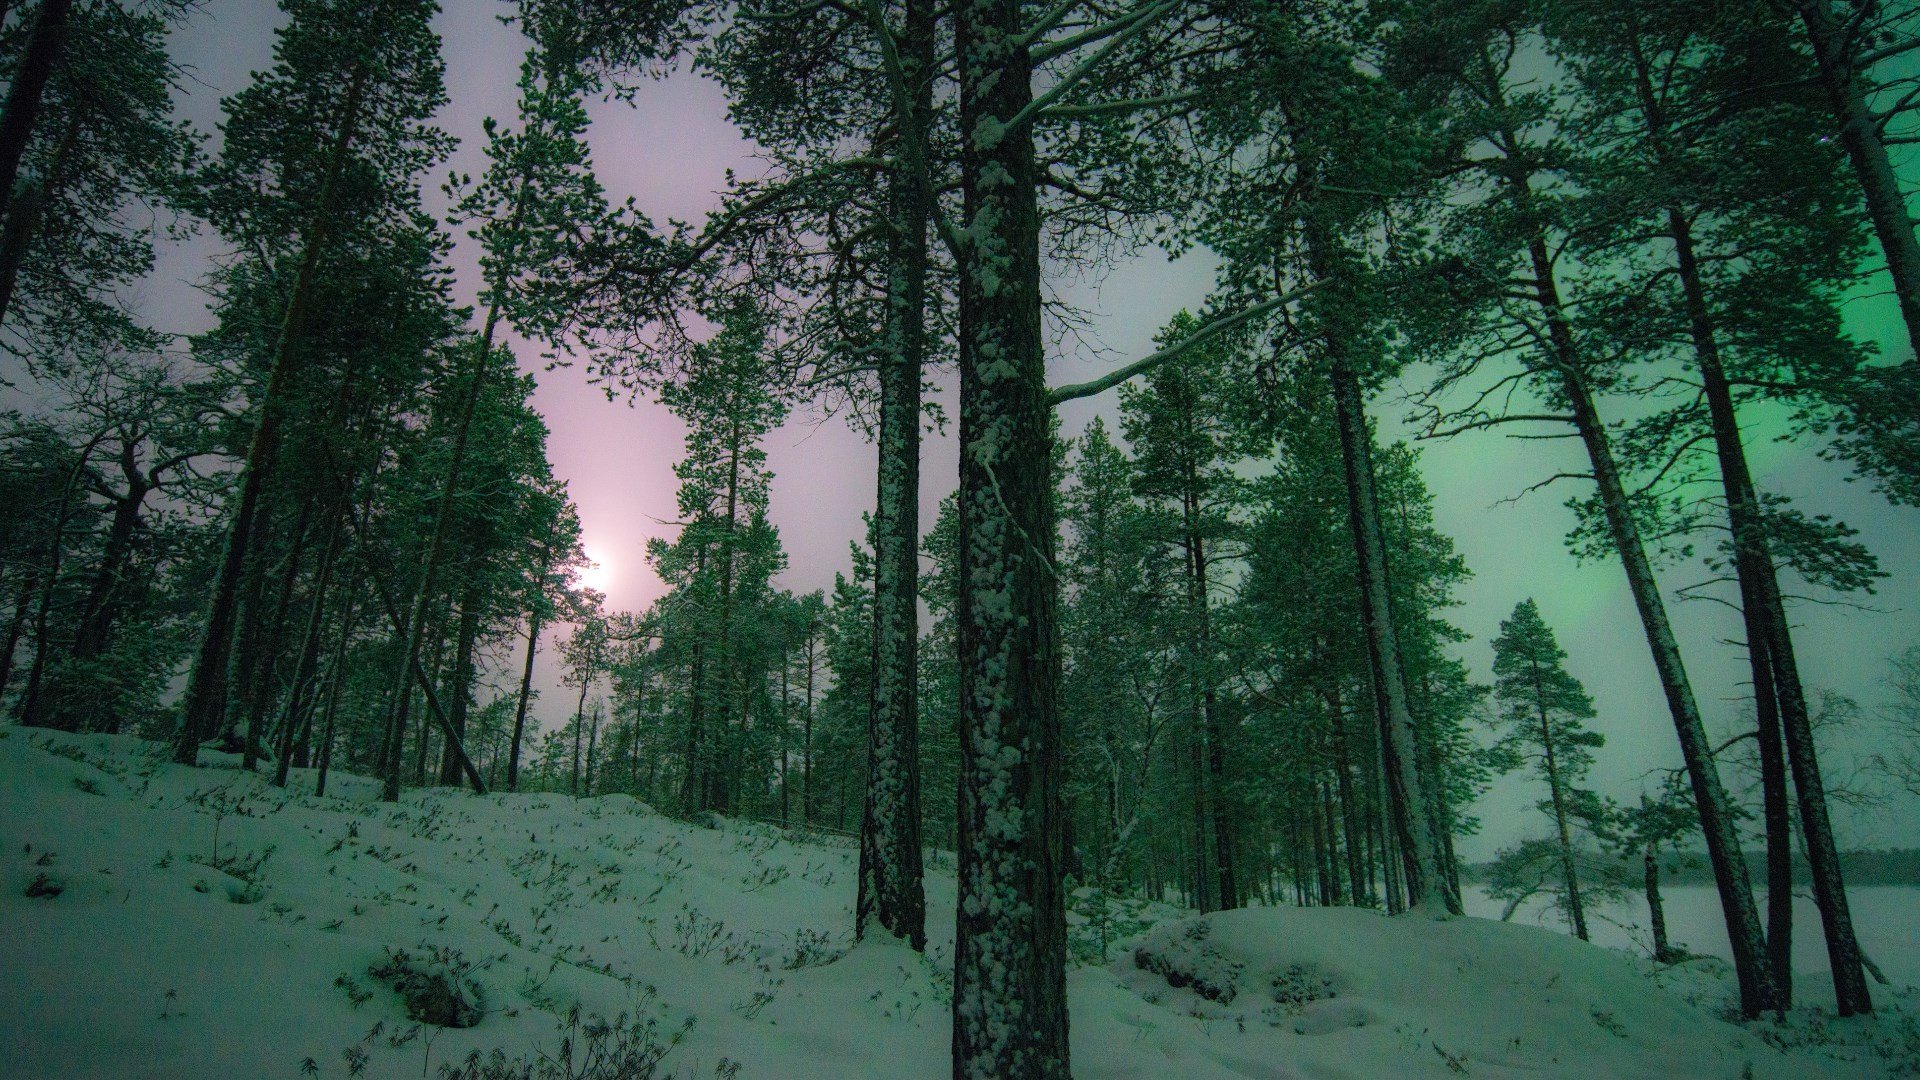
[176,65,370,766]
[507,604,542,792]
[274,508,348,787]
[244,499,315,772]
[1670,211,1873,1015]
[312,583,361,800]
[952,0,1070,1073]
[0,0,72,327]
[1522,225,1778,1015]
[855,0,934,953]
[1794,0,1920,366]
[322,456,487,795]
[1326,352,1450,915]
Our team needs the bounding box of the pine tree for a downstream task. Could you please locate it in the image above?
[648,305,789,815]
[1490,599,1604,941]
[1059,421,1178,894]
[0,0,196,356]
[1120,311,1245,912]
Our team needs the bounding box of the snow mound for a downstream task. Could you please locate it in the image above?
[0,730,1903,1079]
[1096,906,1884,1079]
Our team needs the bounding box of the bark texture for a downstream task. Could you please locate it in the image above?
[951,0,1069,1072]
[855,0,933,954]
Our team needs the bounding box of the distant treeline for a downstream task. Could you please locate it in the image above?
[1464,849,1920,888]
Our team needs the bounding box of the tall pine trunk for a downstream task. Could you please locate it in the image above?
[1183,481,1237,910]
[312,583,361,799]
[508,559,547,792]
[380,324,501,800]
[244,499,315,772]
[855,0,933,953]
[1330,690,1368,907]
[952,0,1069,1072]
[804,632,816,824]
[275,508,348,787]
[1532,666,1589,941]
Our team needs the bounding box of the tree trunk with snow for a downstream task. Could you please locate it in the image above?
[856,0,933,953]
[951,0,1069,1072]
[1646,846,1674,963]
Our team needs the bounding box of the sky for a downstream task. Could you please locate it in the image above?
[134,0,1920,859]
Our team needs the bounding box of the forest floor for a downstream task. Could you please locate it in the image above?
[2,728,1915,1079]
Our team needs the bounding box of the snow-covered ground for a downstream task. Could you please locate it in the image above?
[3,729,1914,1079]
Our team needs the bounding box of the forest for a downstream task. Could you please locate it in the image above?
[2,0,1920,1077]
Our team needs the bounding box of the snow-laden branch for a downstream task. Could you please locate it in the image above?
[1004,0,1183,137]
[1045,281,1320,406]
[1040,89,1204,121]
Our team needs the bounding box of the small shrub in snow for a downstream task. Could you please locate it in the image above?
[1067,884,1158,964]
[335,973,376,1009]
[368,946,485,1029]
[1269,963,1337,1009]
[433,1003,693,1080]
[781,927,843,969]
[188,843,274,898]
[23,871,64,898]
[1591,1007,1627,1037]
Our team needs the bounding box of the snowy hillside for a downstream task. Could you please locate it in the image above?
[2,730,1911,1079]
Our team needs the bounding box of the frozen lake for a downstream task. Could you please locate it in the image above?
[1463,882,1920,993]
